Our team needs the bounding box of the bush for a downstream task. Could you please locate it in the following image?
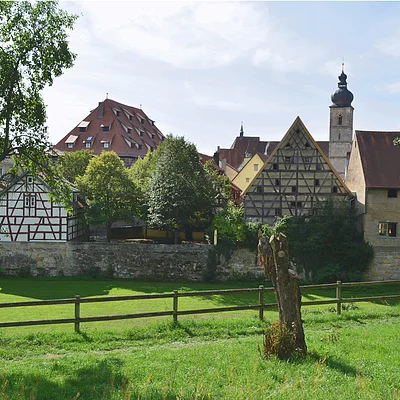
[260,321,296,360]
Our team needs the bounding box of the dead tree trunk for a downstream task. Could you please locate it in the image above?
[258,232,307,353]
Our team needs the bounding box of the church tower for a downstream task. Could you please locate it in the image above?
[329,64,354,179]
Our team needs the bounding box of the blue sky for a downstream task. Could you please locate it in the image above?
[43,1,400,156]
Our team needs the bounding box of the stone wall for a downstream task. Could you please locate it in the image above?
[0,242,264,282]
[365,247,400,281]
[0,242,396,282]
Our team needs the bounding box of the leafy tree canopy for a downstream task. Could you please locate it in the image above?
[147,136,215,240]
[275,199,374,282]
[56,149,94,184]
[0,0,77,187]
[75,152,139,241]
[203,159,231,209]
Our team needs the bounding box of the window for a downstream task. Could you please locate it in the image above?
[291,186,297,193]
[388,189,398,198]
[25,196,30,207]
[315,179,320,186]
[303,156,311,163]
[256,186,262,194]
[102,125,110,132]
[115,110,120,117]
[27,176,33,183]
[291,201,302,208]
[85,142,91,148]
[275,179,280,186]
[273,163,278,170]
[102,142,109,148]
[30,195,36,207]
[246,178,250,183]
[338,133,341,140]
[316,163,323,171]
[79,127,86,133]
[338,114,343,125]
[139,131,144,137]
[67,143,74,148]
[129,115,133,121]
[379,222,397,237]
[274,208,281,216]
[284,156,291,163]
[254,164,259,172]
[127,128,132,134]
[332,186,338,193]
[138,144,143,150]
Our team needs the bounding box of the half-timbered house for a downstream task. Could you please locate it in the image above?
[243,117,352,225]
[0,172,86,242]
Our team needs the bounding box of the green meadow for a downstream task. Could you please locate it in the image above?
[0,277,399,399]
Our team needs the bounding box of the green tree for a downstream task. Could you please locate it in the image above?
[147,136,215,243]
[76,152,139,242]
[203,159,231,209]
[0,1,77,171]
[56,149,94,184]
[278,199,373,282]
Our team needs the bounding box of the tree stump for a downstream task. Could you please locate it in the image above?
[258,232,307,353]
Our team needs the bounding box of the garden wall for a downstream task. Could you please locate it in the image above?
[364,247,400,281]
[0,242,264,282]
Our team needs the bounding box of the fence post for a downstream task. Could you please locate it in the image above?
[336,281,342,315]
[75,295,81,333]
[258,285,264,320]
[173,290,178,324]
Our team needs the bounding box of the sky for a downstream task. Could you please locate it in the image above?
[43,1,400,156]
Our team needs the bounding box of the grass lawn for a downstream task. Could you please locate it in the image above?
[0,277,399,399]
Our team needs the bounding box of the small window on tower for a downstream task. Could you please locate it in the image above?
[338,114,343,125]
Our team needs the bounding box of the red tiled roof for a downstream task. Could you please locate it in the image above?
[356,130,400,188]
[53,99,165,166]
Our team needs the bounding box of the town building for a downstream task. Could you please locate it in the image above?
[243,117,351,225]
[53,98,165,167]
[0,171,86,242]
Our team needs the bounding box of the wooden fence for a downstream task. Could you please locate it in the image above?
[0,280,399,333]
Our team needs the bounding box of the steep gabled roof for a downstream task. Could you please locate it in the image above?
[356,130,400,188]
[243,116,351,196]
[53,99,165,161]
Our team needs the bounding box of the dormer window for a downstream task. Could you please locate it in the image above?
[78,120,90,133]
[115,109,120,117]
[138,144,143,150]
[101,140,110,148]
[127,128,132,134]
[151,134,155,140]
[102,125,110,133]
[65,134,78,148]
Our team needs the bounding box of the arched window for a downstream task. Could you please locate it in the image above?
[338,114,343,125]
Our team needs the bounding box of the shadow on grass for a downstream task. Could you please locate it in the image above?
[288,351,359,377]
[0,357,130,400]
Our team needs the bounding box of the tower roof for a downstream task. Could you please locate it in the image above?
[331,65,354,107]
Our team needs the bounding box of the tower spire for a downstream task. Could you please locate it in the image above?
[239,122,244,137]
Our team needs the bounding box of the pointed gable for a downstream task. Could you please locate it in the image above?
[244,117,352,224]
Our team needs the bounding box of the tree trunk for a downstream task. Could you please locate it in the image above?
[258,232,307,353]
[106,221,112,243]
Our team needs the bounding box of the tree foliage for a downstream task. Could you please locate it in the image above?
[147,136,215,241]
[56,149,94,184]
[75,152,139,241]
[278,199,374,282]
[0,0,77,170]
[203,159,231,209]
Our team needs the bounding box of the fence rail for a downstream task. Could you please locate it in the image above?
[0,280,399,332]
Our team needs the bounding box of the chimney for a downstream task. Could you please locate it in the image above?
[97,101,104,118]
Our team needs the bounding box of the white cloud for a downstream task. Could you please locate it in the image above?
[79,1,269,69]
